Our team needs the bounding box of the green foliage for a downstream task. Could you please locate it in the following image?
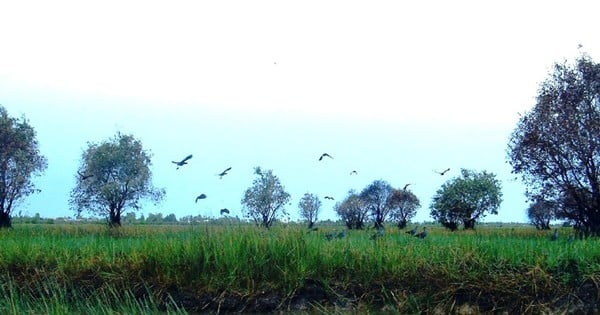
[430,169,502,230]
[298,192,321,228]
[0,105,47,228]
[241,167,291,228]
[69,133,164,227]
[508,54,600,236]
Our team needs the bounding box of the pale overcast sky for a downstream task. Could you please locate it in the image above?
[1,1,599,222]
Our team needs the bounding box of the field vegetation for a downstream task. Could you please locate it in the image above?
[0,222,598,314]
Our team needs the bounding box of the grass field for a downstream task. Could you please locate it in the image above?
[0,223,599,314]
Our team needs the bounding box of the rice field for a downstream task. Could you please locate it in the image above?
[0,223,599,314]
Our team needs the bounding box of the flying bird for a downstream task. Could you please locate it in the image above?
[220,208,230,215]
[403,183,412,190]
[195,194,207,203]
[77,170,94,180]
[318,153,333,161]
[217,167,232,179]
[350,170,358,175]
[324,196,335,200]
[172,154,193,169]
[434,168,451,176]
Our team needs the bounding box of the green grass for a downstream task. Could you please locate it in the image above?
[0,223,598,313]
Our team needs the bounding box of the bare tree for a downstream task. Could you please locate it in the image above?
[298,192,321,229]
[70,133,164,227]
[0,106,47,228]
[508,54,600,236]
[241,167,291,228]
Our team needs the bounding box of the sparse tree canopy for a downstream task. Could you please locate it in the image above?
[508,54,600,236]
[527,199,556,230]
[335,190,369,229]
[387,188,420,229]
[430,169,502,230]
[0,106,47,228]
[69,133,164,227]
[298,193,321,229]
[359,180,394,229]
[241,167,291,228]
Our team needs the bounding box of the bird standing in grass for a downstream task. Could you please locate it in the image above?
[405,226,417,235]
[172,154,193,169]
[415,227,427,239]
[550,229,559,241]
[370,227,385,240]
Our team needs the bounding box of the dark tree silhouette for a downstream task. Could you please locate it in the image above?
[360,180,394,229]
[0,106,47,228]
[508,54,600,236]
[241,167,290,228]
[527,199,556,230]
[70,133,165,227]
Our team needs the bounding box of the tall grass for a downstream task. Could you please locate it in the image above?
[0,223,598,313]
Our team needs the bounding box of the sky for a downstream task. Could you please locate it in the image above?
[1,1,599,223]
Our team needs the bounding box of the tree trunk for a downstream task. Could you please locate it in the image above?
[397,220,407,229]
[0,211,11,228]
[108,209,121,228]
[463,218,476,230]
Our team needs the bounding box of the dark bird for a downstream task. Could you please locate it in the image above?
[220,208,230,215]
[415,227,428,239]
[370,227,385,240]
[405,226,418,235]
[350,170,358,175]
[217,167,232,178]
[172,154,193,169]
[403,183,412,190]
[77,170,94,180]
[325,231,336,241]
[337,230,347,239]
[434,168,451,176]
[195,194,207,203]
[550,229,559,241]
[318,153,334,161]
[324,196,335,201]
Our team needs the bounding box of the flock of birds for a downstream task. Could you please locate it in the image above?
[169,152,455,236]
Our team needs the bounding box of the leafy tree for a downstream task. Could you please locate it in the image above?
[527,199,556,230]
[430,169,502,230]
[359,179,394,229]
[0,106,47,228]
[508,54,600,236]
[388,188,421,229]
[298,192,321,229]
[241,167,291,228]
[335,190,369,229]
[69,133,164,227]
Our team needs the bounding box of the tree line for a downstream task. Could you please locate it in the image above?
[2,54,600,235]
